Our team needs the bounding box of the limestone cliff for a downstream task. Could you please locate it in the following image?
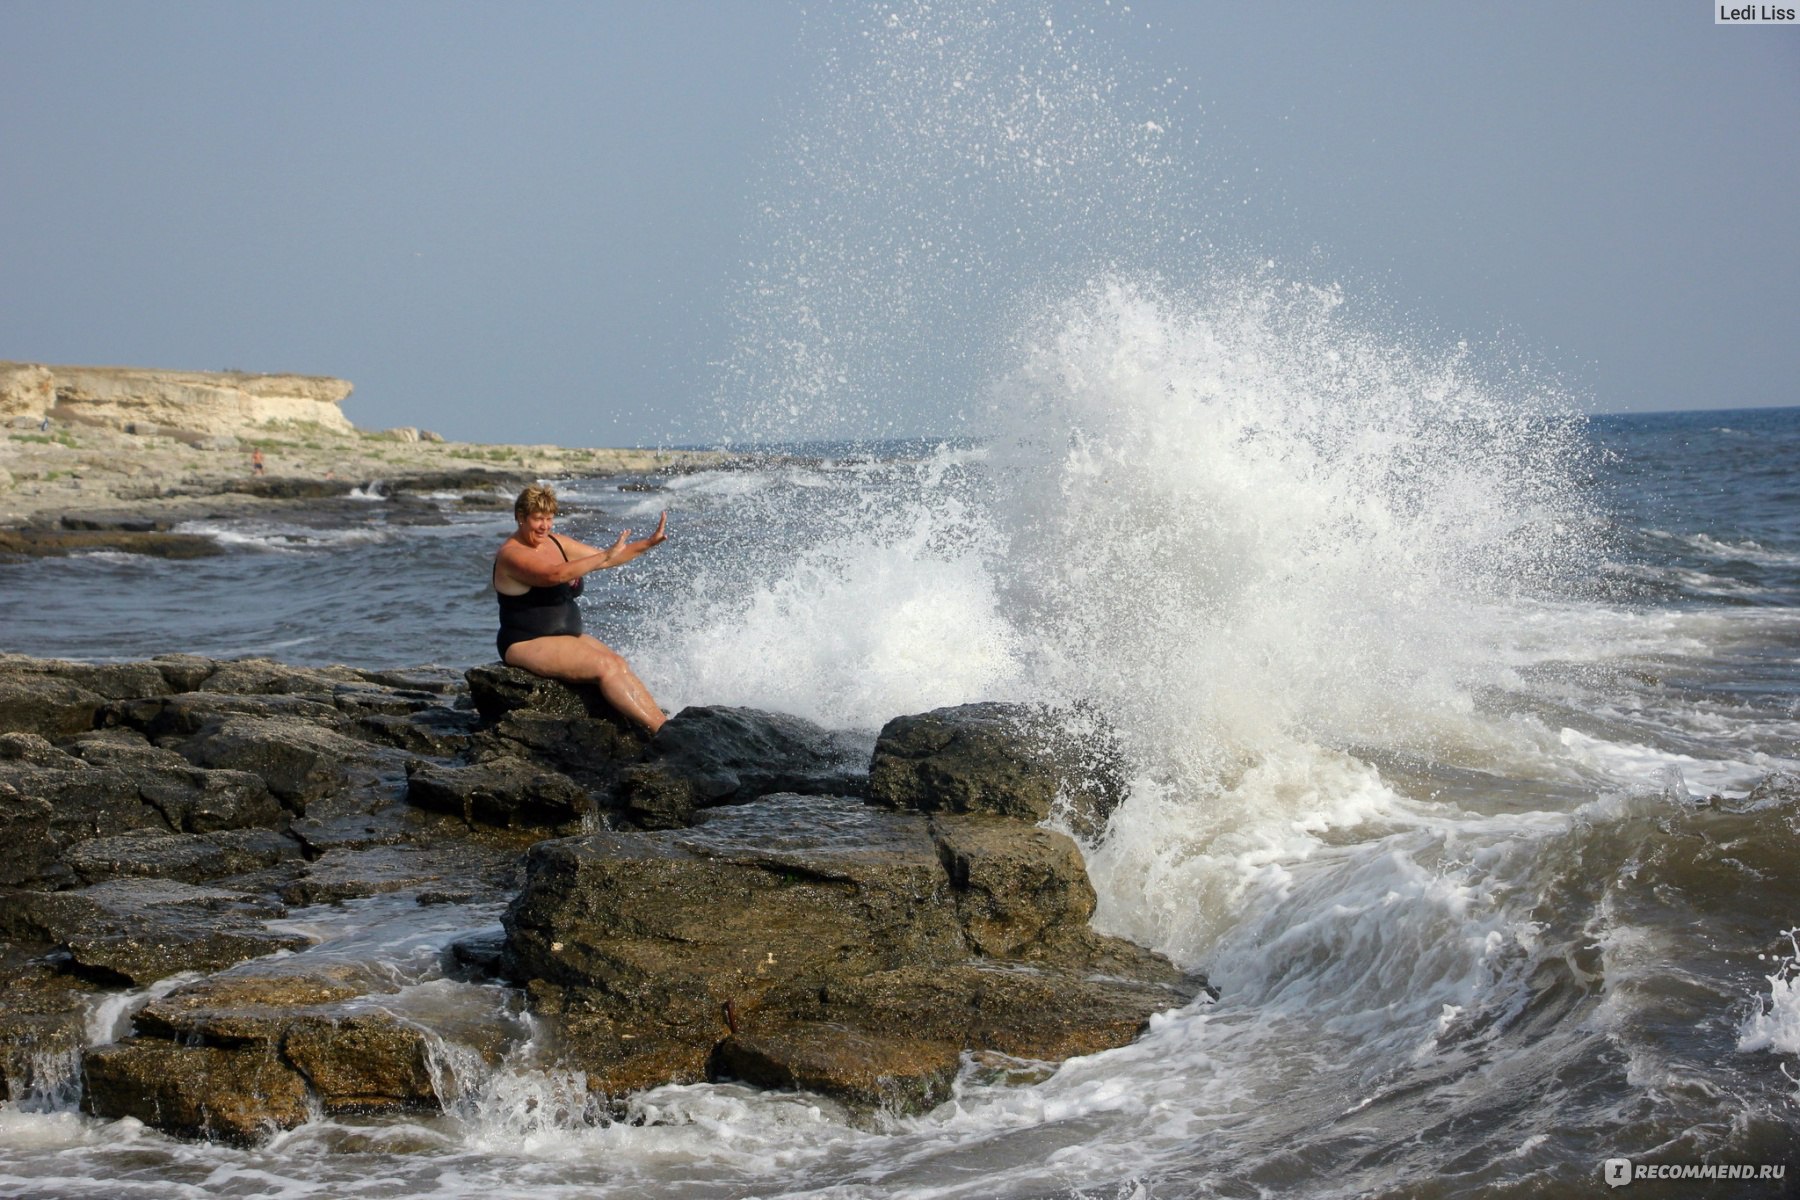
[0,362,355,437]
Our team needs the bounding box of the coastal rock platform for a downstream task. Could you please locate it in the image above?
[0,653,1208,1141]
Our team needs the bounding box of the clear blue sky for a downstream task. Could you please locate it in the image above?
[3,1,1795,445]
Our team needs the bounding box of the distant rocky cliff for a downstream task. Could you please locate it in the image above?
[0,362,355,438]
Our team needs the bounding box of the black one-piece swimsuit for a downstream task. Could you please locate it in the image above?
[495,533,585,658]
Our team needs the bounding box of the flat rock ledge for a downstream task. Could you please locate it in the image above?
[0,652,1208,1140]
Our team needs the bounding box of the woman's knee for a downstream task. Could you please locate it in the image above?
[589,646,626,682]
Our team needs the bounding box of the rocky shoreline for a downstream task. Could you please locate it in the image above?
[0,419,728,556]
[0,652,1208,1142]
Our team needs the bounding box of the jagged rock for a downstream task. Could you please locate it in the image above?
[126,966,517,1116]
[0,731,74,767]
[60,730,289,833]
[474,709,646,788]
[0,949,105,1104]
[812,962,1192,1062]
[105,690,343,739]
[0,757,169,888]
[65,827,301,885]
[353,709,478,757]
[279,842,520,907]
[618,706,872,828]
[0,673,108,739]
[196,658,367,696]
[81,1039,312,1142]
[712,1024,962,1115]
[173,715,369,811]
[406,756,591,832]
[288,804,433,856]
[465,663,651,739]
[0,527,224,559]
[58,512,173,533]
[503,793,1201,1112]
[926,813,1097,959]
[150,653,218,691]
[615,764,698,830]
[504,795,963,1094]
[281,1014,442,1112]
[0,654,1205,1132]
[2,879,307,985]
[868,702,1127,839]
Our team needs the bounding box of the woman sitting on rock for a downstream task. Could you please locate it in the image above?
[493,484,668,734]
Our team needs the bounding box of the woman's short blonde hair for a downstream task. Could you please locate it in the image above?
[514,484,558,521]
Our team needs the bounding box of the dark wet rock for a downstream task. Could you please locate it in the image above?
[505,796,962,1095]
[618,706,872,829]
[464,664,656,761]
[105,691,344,740]
[221,475,355,501]
[406,756,592,833]
[281,1015,442,1112]
[0,759,168,888]
[0,949,105,1104]
[926,813,1097,959]
[141,769,287,834]
[134,968,380,1040]
[126,965,518,1116]
[0,672,108,739]
[449,929,507,978]
[353,708,477,757]
[2,879,306,986]
[712,1024,961,1115]
[58,512,174,533]
[506,796,963,999]
[65,827,302,885]
[63,727,188,768]
[279,842,520,907]
[149,653,218,692]
[503,793,1200,1112]
[132,976,437,1115]
[196,658,367,697]
[354,665,466,695]
[868,702,1127,839]
[615,763,699,830]
[812,961,1192,1062]
[0,527,224,558]
[466,662,610,724]
[81,1039,312,1142]
[0,658,173,704]
[0,731,75,767]
[474,709,645,788]
[173,715,370,811]
[383,468,532,494]
[0,653,1203,1130]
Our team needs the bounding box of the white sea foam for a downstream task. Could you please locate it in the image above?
[1739,930,1800,1060]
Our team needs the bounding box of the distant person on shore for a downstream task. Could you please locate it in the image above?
[251,448,265,476]
[493,484,669,734]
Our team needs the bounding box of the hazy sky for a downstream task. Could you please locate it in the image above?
[3,1,1796,445]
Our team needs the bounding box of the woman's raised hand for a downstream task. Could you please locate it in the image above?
[644,511,668,548]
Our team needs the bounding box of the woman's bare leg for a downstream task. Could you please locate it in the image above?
[504,635,666,734]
